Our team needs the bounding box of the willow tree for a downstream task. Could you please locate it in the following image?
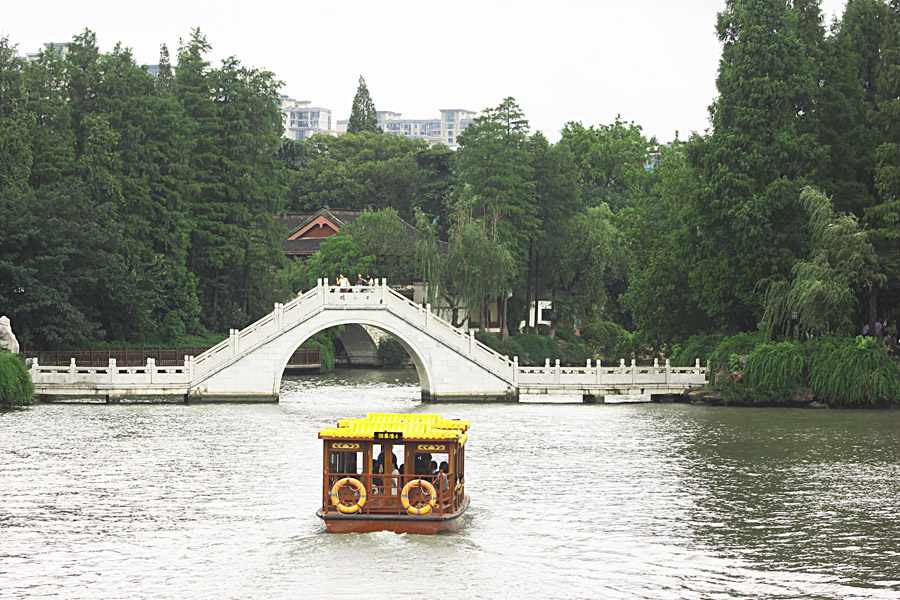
[414,186,515,331]
[762,187,884,338]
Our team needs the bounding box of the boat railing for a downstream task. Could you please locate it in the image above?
[324,472,459,517]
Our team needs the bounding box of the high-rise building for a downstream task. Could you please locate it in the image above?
[336,107,477,149]
[439,109,477,148]
[281,96,334,140]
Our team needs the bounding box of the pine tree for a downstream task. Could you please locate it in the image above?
[867,0,900,292]
[347,75,378,134]
[23,40,75,189]
[156,44,174,94]
[0,37,32,194]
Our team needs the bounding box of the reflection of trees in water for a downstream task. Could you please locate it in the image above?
[673,407,900,580]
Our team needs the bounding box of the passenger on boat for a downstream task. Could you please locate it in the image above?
[373,458,383,493]
[439,461,450,492]
[389,454,400,495]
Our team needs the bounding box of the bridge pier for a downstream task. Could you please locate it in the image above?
[421,388,519,403]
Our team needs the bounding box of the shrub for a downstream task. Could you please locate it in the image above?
[474,331,502,352]
[563,340,593,366]
[554,324,578,344]
[808,336,900,406]
[513,333,563,365]
[0,351,34,407]
[708,332,764,373]
[670,332,723,367]
[608,330,645,362]
[377,337,409,367]
[743,342,805,403]
[581,320,627,351]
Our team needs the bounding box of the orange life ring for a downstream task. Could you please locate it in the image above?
[330,477,367,514]
[400,479,437,515]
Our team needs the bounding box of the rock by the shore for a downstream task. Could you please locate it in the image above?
[792,386,815,404]
[687,389,724,405]
[806,401,828,409]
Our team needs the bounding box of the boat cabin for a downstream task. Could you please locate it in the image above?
[316,413,470,534]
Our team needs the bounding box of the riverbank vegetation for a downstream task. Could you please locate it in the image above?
[2,1,900,405]
[0,351,33,407]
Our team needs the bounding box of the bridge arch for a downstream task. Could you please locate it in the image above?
[273,316,435,398]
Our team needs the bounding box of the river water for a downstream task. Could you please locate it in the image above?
[2,369,899,599]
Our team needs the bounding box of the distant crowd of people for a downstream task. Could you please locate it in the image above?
[862,320,899,355]
[371,450,450,495]
[337,273,375,291]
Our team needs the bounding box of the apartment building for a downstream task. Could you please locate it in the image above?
[336,107,477,149]
[281,96,334,140]
[439,109,477,148]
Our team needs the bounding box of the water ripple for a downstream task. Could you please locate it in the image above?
[2,374,899,599]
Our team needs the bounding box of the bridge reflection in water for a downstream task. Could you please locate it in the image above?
[28,280,706,403]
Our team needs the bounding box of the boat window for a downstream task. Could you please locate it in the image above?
[373,444,402,475]
[328,450,361,475]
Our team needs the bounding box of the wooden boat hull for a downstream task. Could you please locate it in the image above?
[317,496,468,534]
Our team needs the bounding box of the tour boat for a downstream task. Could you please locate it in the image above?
[316,413,470,534]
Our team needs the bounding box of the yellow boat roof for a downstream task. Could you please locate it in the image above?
[319,413,469,443]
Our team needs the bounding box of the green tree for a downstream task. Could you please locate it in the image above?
[686,0,824,331]
[156,44,174,94]
[620,139,706,344]
[457,97,536,336]
[762,187,884,338]
[867,0,900,301]
[285,131,426,217]
[415,186,516,330]
[544,205,623,334]
[561,116,649,210]
[342,208,417,282]
[413,144,457,232]
[524,132,581,333]
[0,351,34,407]
[23,37,75,190]
[347,75,378,134]
[457,97,536,262]
[0,37,33,194]
[815,0,889,217]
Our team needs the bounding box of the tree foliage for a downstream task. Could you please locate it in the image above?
[347,75,378,134]
[686,0,824,331]
[0,29,287,347]
[561,116,649,210]
[762,187,884,338]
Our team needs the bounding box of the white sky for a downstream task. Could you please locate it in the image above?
[2,0,849,143]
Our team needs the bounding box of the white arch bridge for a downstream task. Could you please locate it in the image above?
[29,280,707,403]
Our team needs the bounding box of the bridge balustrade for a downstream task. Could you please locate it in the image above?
[22,348,204,367]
